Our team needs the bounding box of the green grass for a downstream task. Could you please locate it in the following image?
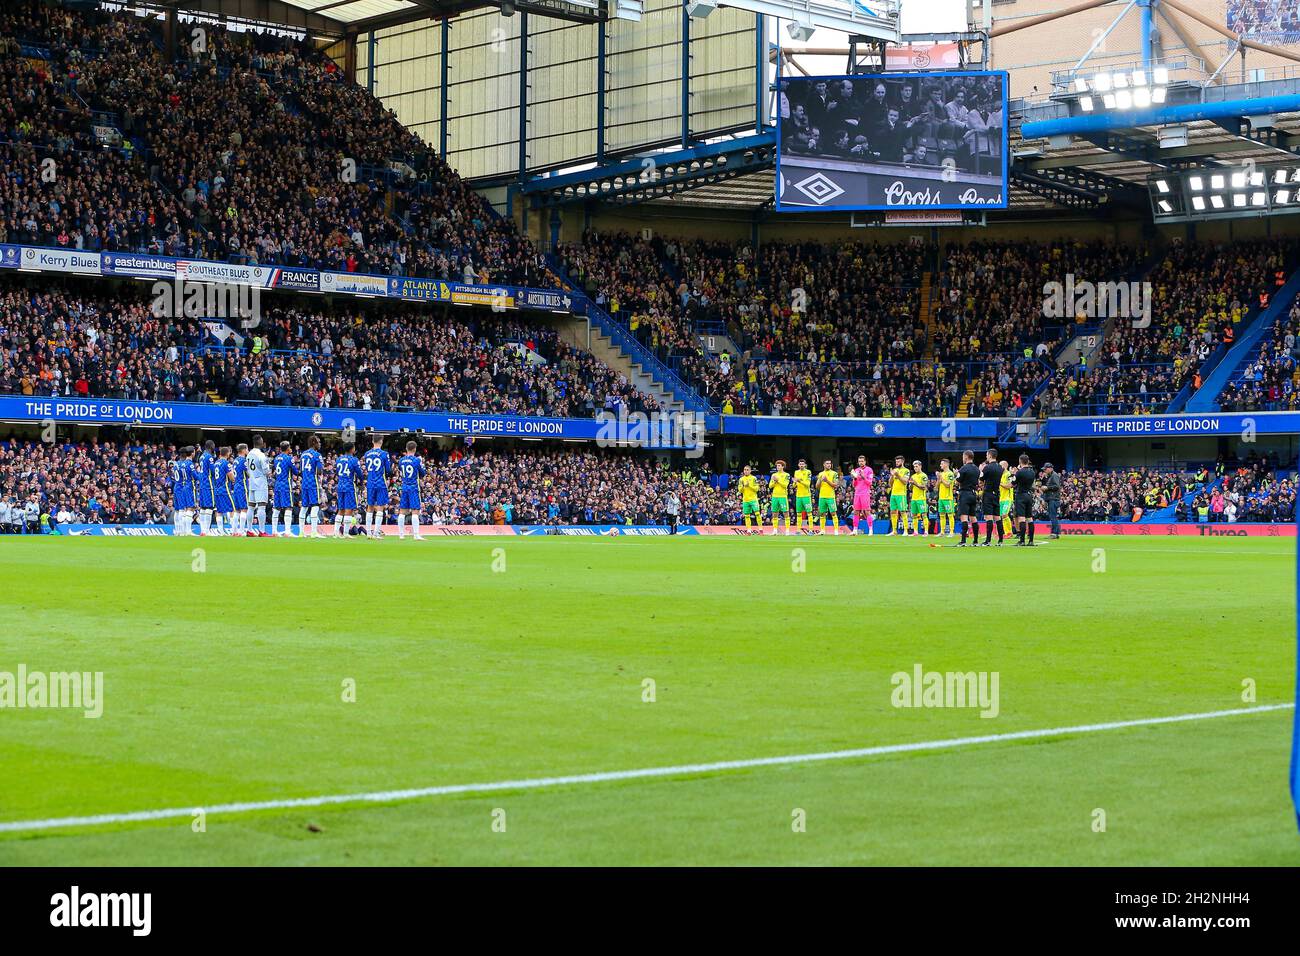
[0,534,1295,865]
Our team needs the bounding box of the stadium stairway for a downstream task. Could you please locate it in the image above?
[918,272,936,359]
[555,317,685,415]
[956,379,980,417]
[546,259,713,416]
[1185,264,1300,412]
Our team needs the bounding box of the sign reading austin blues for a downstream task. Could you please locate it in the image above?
[0,244,21,269]
[1046,412,1300,438]
[775,71,1009,211]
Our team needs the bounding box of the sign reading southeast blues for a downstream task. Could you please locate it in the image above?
[0,396,689,444]
[1046,412,1300,438]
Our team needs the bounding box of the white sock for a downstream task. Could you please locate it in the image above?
[272,509,280,534]
[310,507,319,534]
[199,510,211,534]
[334,515,342,535]
[255,504,266,531]
[412,516,421,537]
[397,514,406,536]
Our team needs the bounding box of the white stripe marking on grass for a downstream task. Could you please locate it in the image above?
[1,703,1292,835]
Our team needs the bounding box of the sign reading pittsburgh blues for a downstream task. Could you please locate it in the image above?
[1045,412,1300,438]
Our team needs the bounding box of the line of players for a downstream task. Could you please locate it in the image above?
[167,435,429,539]
[734,450,1041,546]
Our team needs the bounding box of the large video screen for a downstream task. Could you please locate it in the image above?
[776,71,1009,212]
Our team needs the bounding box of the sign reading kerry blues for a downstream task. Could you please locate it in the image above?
[1045,412,1300,439]
[0,396,692,446]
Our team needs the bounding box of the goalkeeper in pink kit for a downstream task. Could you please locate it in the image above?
[850,456,875,536]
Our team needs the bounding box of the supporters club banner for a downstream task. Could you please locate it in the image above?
[0,396,696,445]
[6,244,583,314]
[1045,412,1300,438]
[270,268,321,292]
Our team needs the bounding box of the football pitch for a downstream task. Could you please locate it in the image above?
[0,534,1295,866]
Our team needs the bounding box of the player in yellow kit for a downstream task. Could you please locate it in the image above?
[737,464,761,528]
[909,460,929,536]
[936,458,956,536]
[792,458,814,530]
[815,459,842,534]
[887,455,910,535]
[768,459,792,534]
[998,460,1014,538]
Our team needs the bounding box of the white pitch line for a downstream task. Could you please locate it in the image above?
[1,703,1292,835]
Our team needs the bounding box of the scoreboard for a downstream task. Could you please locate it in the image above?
[776,71,1009,212]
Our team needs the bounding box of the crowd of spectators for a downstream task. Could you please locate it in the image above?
[0,436,172,524]
[0,278,658,417]
[1219,298,1300,411]
[1,0,551,285]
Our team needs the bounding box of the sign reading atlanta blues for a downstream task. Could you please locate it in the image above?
[1045,412,1300,438]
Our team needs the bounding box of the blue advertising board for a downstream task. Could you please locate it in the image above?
[1045,412,1300,439]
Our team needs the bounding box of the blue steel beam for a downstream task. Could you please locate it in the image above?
[1023,94,1300,138]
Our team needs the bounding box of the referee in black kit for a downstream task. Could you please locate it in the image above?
[956,450,981,546]
[979,450,1004,546]
[1013,454,1037,546]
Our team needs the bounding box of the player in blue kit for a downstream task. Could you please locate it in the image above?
[271,440,299,537]
[213,448,235,535]
[362,435,392,539]
[333,442,361,538]
[231,445,250,536]
[396,441,426,540]
[195,440,217,535]
[298,435,326,538]
[170,446,196,535]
